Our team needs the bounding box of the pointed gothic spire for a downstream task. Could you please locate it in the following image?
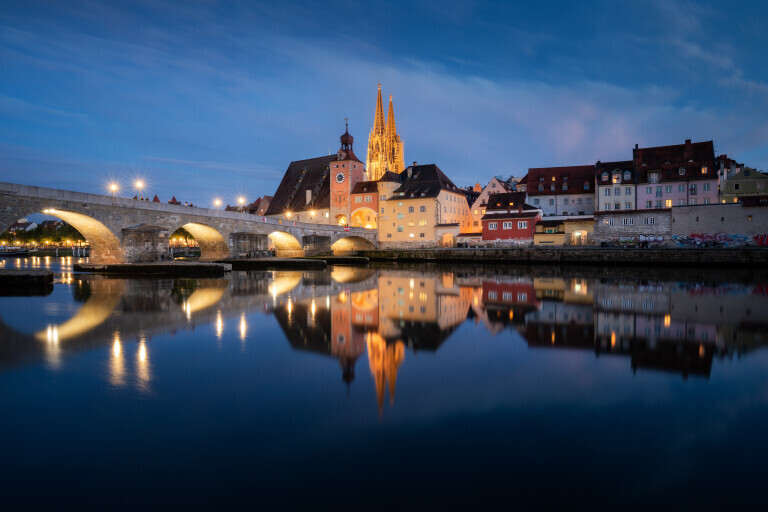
[373,83,385,135]
[386,93,397,140]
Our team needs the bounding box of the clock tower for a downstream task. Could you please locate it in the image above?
[329,121,365,225]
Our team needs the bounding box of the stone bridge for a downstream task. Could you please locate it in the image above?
[0,182,377,263]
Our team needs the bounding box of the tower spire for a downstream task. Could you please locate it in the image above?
[373,83,385,135]
[386,93,397,140]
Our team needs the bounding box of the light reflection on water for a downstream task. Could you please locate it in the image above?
[1,257,768,508]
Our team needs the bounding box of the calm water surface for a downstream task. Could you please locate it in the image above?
[1,256,767,509]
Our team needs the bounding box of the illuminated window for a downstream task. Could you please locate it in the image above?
[665,199,672,207]
[419,219,427,226]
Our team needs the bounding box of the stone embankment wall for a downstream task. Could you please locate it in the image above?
[363,247,768,267]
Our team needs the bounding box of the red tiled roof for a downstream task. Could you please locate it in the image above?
[526,165,595,196]
[634,139,715,183]
[596,160,634,185]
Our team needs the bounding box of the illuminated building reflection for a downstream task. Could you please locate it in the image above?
[136,334,150,391]
[109,332,126,387]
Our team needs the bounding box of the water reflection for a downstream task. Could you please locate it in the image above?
[1,261,768,408]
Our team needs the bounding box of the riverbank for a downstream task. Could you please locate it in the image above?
[0,269,54,295]
[364,247,768,267]
[74,262,231,277]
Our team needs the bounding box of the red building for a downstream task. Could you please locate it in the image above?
[481,192,541,242]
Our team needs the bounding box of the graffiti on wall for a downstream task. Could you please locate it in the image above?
[618,235,664,245]
[754,234,768,246]
[673,233,751,247]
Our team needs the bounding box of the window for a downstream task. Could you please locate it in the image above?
[549,199,555,205]
[735,183,741,191]
[644,217,655,225]
[518,293,527,301]
[584,182,590,190]
[701,166,708,174]
[614,188,621,196]
[612,174,620,184]
[656,186,662,197]
[601,172,609,181]
[622,218,634,225]
[690,184,697,195]
[538,185,544,192]
[703,183,710,191]
[614,202,620,210]
[380,195,386,201]
[655,200,662,208]
[690,199,697,205]
[533,199,540,205]
[605,204,611,210]
[365,195,372,203]
[488,222,498,230]
[646,187,652,194]
[623,171,631,181]
[679,199,685,206]
[704,198,710,204]
[387,233,391,238]
[646,201,652,208]
[355,196,362,203]
[625,187,631,195]
[419,233,425,237]
[678,168,685,175]
[586,198,591,204]
[604,188,611,196]
[481,208,486,214]
[518,221,528,229]
[502,292,512,301]
[396,213,404,219]
[420,206,426,212]
[608,218,615,226]
[625,202,632,210]
[562,184,568,191]
[473,209,478,215]
[488,291,497,300]
[397,226,404,232]
[380,207,384,214]
[665,185,672,193]
[419,219,427,226]
[678,184,685,192]
[408,206,414,213]
[578,198,583,204]
[502,221,512,229]
[397,202,403,206]
[564,198,569,205]
[550,184,555,192]
[649,172,660,183]
[408,220,414,226]
[665,199,672,207]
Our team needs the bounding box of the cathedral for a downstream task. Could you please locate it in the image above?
[366,84,405,181]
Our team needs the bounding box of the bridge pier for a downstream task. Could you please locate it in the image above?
[122,225,170,263]
[230,232,270,258]
[302,235,331,257]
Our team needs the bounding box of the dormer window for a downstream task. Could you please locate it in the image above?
[612,173,621,184]
[678,168,685,176]
[701,166,708,174]
[539,177,544,182]
[550,184,555,191]
[601,172,609,181]
[583,182,589,190]
[538,185,544,192]
[648,172,660,183]
[562,184,568,191]
[623,170,631,181]
[563,176,568,181]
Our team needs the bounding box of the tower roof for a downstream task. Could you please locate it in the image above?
[386,94,397,139]
[372,83,385,135]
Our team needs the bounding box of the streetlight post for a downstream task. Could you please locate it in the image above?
[238,196,246,212]
[135,180,144,200]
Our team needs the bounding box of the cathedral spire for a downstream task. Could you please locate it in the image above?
[386,94,397,140]
[373,83,385,135]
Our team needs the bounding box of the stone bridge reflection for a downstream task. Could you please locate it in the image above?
[2,266,768,412]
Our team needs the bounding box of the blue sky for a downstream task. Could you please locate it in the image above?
[1,0,767,206]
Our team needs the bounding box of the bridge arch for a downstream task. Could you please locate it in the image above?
[331,236,376,254]
[178,222,229,261]
[269,231,303,257]
[350,207,377,229]
[1,208,124,264]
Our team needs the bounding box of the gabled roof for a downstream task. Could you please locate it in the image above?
[526,165,595,196]
[265,155,334,215]
[484,191,530,210]
[392,164,460,199]
[378,170,403,183]
[634,139,715,183]
[351,181,378,194]
[596,160,634,184]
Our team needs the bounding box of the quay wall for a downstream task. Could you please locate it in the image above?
[363,247,768,267]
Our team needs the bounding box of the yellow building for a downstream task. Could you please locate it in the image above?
[366,84,405,181]
[378,164,472,248]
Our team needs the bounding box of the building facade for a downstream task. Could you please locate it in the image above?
[634,139,718,209]
[592,209,672,245]
[720,168,768,203]
[366,84,405,181]
[525,165,595,217]
[480,192,540,243]
[469,177,515,233]
[596,160,635,212]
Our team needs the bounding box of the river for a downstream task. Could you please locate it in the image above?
[1,256,767,509]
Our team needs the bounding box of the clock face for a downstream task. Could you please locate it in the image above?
[335,172,345,184]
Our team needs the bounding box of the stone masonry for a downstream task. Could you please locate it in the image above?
[0,182,377,264]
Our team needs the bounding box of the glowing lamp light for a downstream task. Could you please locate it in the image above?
[238,196,246,206]
[310,210,315,216]
[286,211,292,218]
[214,198,222,208]
[135,180,144,190]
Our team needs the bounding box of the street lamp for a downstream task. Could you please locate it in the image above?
[135,180,144,199]
[214,198,222,209]
[109,182,119,197]
[238,196,246,212]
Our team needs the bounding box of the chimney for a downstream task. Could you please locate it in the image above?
[407,167,412,178]
[412,161,417,166]
[306,189,312,204]
[634,144,638,149]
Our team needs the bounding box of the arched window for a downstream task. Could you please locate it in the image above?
[583,181,590,190]
[538,185,544,192]
[623,170,632,181]
[601,172,609,181]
